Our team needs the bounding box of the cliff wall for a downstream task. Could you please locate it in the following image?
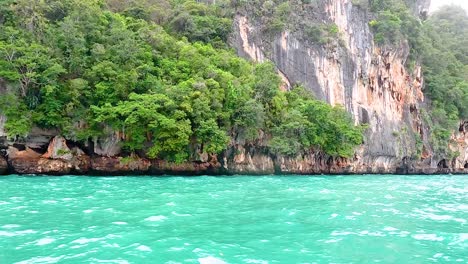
[228,0,467,174]
[0,0,467,175]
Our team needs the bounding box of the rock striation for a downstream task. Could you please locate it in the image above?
[229,0,467,174]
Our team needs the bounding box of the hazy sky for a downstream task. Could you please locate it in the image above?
[430,0,468,13]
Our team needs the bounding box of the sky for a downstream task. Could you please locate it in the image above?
[430,0,468,13]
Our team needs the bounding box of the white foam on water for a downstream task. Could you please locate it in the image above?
[42,200,58,204]
[171,211,192,217]
[89,258,129,264]
[244,258,268,264]
[459,233,468,241]
[323,238,342,243]
[3,229,38,237]
[399,231,410,237]
[144,215,167,222]
[35,238,55,246]
[168,246,185,251]
[2,224,20,229]
[199,256,227,264]
[15,256,62,264]
[449,233,468,245]
[426,213,452,221]
[105,234,121,239]
[72,237,102,244]
[383,226,398,231]
[331,231,353,236]
[0,231,14,237]
[443,187,467,194]
[83,209,93,214]
[112,222,128,225]
[136,245,152,252]
[412,234,444,241]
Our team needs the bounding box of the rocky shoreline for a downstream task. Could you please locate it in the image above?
[1,136,466,176]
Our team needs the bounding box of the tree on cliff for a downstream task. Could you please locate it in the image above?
[0,0,363,161]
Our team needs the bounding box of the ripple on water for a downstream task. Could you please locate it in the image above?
[172,211,192,217]
[0,229,37,237]
[16,256,62,264]
[136,245,152,252]
[2,224,21,229]
[412,234,444,241]
[35,238,56,246]
[144,215,167,222]
[72,237,103,244]
[112,222,128,225]
[0,175,467,263]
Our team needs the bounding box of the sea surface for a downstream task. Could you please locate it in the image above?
[0,175,467,264]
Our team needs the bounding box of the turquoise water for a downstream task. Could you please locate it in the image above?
[0,175,467,263]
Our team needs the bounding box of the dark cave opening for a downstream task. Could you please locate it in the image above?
[437,159,448,169]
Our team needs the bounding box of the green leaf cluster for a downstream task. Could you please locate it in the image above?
[0,0,363,161]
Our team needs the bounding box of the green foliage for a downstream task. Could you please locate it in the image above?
[0,0,364,161]
[366,0,420,45]
[0,93,32,139]
[92,93,192,162]
[105,0,234,46]
[264,2,291,34]
[416,7,468,154]
[304,24,340,45]
[269,87,364,157]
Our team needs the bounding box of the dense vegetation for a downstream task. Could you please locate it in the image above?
[0,0,363,161]
[420,7,468,154]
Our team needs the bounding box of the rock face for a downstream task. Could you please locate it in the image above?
[450,122,468,173]
[7,136,90,175]
[93,127,123,157]
[0,115,6,138]
[42,136,74,160]
[228,0,467,174]
[0,155,7,174]
[91,156,151,175]
[223,146,275,175]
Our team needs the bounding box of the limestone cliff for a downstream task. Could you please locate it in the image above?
[228,0,467,174]
[0,0,467,175]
